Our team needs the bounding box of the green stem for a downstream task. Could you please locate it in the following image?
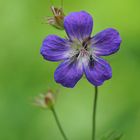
[92,86,98,140]
[61,0,63,8]
[51,107,68,140]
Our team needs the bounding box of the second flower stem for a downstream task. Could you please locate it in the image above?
[92,86,98,140]
[51,107,68,140]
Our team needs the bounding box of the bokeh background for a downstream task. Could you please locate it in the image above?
[0,0,140,140]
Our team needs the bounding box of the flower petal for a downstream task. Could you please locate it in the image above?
[84,58,112,86]
[54,59,83,88]
[40,35,71,61]
[91,28,122,56]
[64,11,93,41]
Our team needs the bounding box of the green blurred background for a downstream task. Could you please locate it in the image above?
[0,0,140,140]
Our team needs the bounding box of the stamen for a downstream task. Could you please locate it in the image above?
[82,41,87,48]
[90,55,93,61]
[82,37,91,50]
[75,52,80,58]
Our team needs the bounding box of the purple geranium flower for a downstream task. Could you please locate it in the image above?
[41,11,122,88]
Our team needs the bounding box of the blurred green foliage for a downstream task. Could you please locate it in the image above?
[101,131,123,140]
[0,0,140,140]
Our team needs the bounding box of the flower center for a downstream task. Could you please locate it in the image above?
[69,38,95,67]
[72,38,91,58]
[79,48,89,57]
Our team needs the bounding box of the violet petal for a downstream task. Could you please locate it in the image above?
[64,11,93,41]
[84,58,112,86]
[54,59,83,88]
[41,35,71,61]
[91,28,122,56]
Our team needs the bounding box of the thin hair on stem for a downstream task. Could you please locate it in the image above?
[48,0,54,5]
[92,86,98,140]
[51,107,68,140]
[48,0,63,8]
[61,0,63,8]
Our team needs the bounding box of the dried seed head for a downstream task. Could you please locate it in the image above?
[46,6,65,30]
[34,90,56,109]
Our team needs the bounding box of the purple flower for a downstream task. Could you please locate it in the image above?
[41,11,122,88]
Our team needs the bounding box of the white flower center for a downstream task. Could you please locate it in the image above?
[69,39,93,61]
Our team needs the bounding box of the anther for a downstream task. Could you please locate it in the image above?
[82,41,88,49]
[75,52,80,58]
[82,37,91,50]
[90,55,94,67]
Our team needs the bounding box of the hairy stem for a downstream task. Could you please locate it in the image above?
[51,107,68,140]
[61,0,63,8]
[92,86,98,140]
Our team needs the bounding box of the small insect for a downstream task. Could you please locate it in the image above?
[45,0,65,30]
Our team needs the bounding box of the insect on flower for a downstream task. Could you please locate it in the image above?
[40,11,122,88]
[46,0,65,30]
